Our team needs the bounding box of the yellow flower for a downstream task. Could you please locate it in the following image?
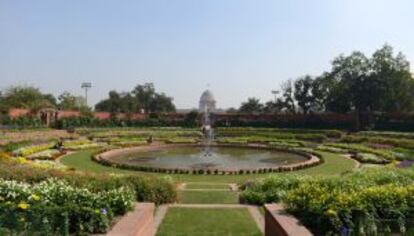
[17,202,30,210]
[16,157,28,164]
[325,208,337,217]
[31,194,41,201]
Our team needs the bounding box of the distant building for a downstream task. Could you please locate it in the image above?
[199,90,216,113]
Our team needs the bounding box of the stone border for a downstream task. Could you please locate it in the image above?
[105,203,155,236]
[92,144,322,175]
[264,204,312,236]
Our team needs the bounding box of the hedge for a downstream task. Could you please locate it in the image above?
[0,158,177,205]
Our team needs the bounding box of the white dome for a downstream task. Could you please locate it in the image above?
[199,90,216,113]
[200,90,215,103]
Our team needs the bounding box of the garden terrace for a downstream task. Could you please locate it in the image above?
[0,155,176,234]
[1,127,413,235]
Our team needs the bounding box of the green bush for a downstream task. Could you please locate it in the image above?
[241,168,414,234]
[0,203,110,234]
[0,178,136,234]
[0,159,177,205]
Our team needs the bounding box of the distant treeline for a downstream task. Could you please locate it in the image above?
[234,44,414,129]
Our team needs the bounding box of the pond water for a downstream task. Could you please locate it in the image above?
[110,146,308,170]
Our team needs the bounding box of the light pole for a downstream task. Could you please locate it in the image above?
[81,82,92,106]
[271,90,279,102]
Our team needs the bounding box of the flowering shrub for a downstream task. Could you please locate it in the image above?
[0,178,135,234]
[63,139,106,150]
[241,168,414,234]
[0,203,109,234]
[326,143,395,161]
[12,143,54,157]
[0,152,11,159]
[27,149,61,160]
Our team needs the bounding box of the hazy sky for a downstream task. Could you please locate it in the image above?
[1,0,414,109]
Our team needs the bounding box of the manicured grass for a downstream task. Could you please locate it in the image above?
[185,183,230,190]
[179,190,239,204]
[156,207,262,236]
[60,150,357,183]
[294,151,357,175]
[60,150,134,175]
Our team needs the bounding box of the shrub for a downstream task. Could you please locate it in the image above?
[241,168,414,234]
[0,178,136,234]
[0,203,110,234]
[0,160,177,205]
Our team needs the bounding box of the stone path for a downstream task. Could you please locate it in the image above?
[154,182,265,234]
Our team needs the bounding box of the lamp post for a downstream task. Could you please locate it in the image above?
[271,90,279,102]
[81,82,92,106]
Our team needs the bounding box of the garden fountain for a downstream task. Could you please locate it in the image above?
[201,105,214,157]
[101,90,313,172]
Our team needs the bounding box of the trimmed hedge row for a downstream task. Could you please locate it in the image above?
[0,158,177,205]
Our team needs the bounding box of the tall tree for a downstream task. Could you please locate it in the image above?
[239,98,263,114]
[294,75,315,114]
[369,44,414,112]
[0,86,56,111]
[132,83,156,113]
[280,80,296,113]
[95,83,175,113]
[58,91,88,111]
[149,93,176,113]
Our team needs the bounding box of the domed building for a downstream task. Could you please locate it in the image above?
[199,90,216,113]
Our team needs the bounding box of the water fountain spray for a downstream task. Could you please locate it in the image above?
[202,105,214,157]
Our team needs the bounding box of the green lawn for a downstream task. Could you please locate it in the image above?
[60,150,134,174]
[156,207,262,236]
[179,190,239,204]
[185,183,230,190]
[60,150,357,183]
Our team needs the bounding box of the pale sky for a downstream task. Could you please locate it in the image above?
[1,0,414,109]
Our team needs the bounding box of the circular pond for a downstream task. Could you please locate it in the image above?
[104,145,310,171]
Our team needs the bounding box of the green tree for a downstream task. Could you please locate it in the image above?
[58,91,88,111]
[132,83,156,113]
[294,75,315,114]
[95,83,175,113]
[369,44,414,112]
[280,80,296,113]
[0,86,56,111]
[149,93,176,113]
[239,98,263,114]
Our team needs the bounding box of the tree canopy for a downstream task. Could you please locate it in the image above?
[0,86,56,112]
[95,83,175,113]
[236,44,414,116]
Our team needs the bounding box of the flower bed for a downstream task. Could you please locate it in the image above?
[240,168,414,235]
[63,139,107,150]
[0,157,177,205]
[12,143,54,157]
[27,149,62,160]
[325,143,395,161]
[0,178,135,234]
